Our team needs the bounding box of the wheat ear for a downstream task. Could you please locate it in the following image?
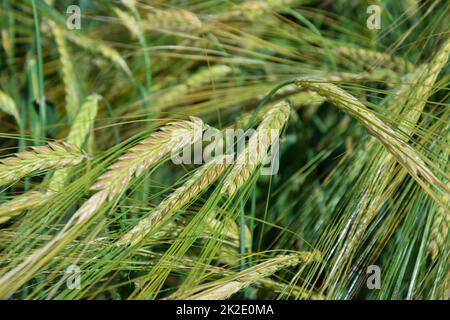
[294,78,448,200]
[50,21,81,122]
[258,278,325,300]
[178,252,320,300]
[428,198,450,260]
[0,142,86,188]
[427,128,450,260]
[60,28,131,76]
[47,94,100,192]
[215,0,292,21]
[113,7,140,38]
[221,101,291,197]
[0,118,209,297]
[118,154,232,245]
[72,117,206,224]
[0,192,48,224]
[154,65,231,108]
[141,8,203,31]
[396,38,449,134]
[333,45,415,73]
[0,95,99,222]
[341,38,450,260]
[0,90,19,123]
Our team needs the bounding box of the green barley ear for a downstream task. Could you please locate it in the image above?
[333,45,415,73]
[332,38,450,268]
[61,30,131,76]
[0,192,48,224]
[215,0,293,21]
[113,7,140,38]
[294,78,448,207]
[47,94,100,192]
[0,95,99,222]
[118,154,233,245]
[0,142,87,188]
[0,117,210,297]
[50,21,81,122]
[72,116,207,224]
[428,200,449,260]
[154,65,232,109]
[172,252,320,300]
[65,94,100,147]
[0,90,19,123]
[428,127,449,260]
[141,8,203,31]
[396,38,450,134]
[233,92,324,129]
[221,100,291,197]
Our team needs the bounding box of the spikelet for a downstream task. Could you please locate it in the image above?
[141,8,203,31]
[118,154,232,245]
[178,252,320,300]
[294,78,448,198]
[0,192,48,224]
[50,21,81,122]
[0,142,87,188]
[72,117,206,224]
[221,101,291,197]
[0,90,19,123]
[333,45,415,73]
[47,94,100,192]
[154,65,231,108]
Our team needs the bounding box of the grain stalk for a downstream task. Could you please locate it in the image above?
[0,142,87,188]
[221,101,291,196]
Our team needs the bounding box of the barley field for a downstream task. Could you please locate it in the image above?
[0,0,448,300]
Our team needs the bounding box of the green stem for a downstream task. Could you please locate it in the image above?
[130,6,152,108]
